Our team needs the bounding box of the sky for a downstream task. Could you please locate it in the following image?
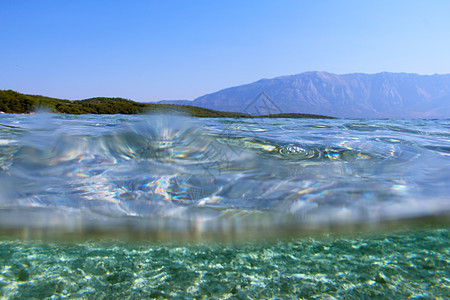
[1,0,450,102]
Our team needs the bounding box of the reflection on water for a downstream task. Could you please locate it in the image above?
[0,114,449,238]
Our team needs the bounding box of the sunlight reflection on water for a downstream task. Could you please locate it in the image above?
[0,113,449,239]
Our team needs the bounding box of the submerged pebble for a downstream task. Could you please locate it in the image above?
[0,228,448,298]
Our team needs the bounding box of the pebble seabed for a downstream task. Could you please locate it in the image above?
[0,227,448,299]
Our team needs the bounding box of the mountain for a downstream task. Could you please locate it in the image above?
[160,72,450,118]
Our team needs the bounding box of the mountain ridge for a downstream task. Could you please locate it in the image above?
[159,72,450,118]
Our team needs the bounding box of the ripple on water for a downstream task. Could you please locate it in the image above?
[0,114,449,239]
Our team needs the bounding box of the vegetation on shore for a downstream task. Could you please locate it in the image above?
[0,90,335,119]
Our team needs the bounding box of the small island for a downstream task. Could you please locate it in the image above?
[0,90,335,119]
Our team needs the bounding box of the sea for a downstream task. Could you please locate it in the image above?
[0,113,449,299]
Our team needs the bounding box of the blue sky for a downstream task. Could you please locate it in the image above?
[1,0,450,101]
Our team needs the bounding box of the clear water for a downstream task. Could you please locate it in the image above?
[0,113,449,298]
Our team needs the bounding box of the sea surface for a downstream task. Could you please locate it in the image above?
[0,113,449,298]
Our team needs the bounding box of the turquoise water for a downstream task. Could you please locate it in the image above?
[0,114,449,298]
[0,228,448,299]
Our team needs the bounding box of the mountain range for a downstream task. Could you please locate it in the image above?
[159,72,450,118]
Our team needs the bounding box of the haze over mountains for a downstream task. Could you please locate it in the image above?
[159,72,450,118]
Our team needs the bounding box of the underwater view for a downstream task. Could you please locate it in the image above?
[0,113,449,298]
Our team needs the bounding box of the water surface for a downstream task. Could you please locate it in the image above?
[0,114,448,298]
[0,114,448,238]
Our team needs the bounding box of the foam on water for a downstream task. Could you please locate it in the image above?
[0,113,449,240]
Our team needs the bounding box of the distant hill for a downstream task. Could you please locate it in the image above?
[158,99,192,105]
[0,90,333,118]
[160,72,450,118]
